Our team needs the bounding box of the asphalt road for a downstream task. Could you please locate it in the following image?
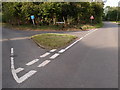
[2,22,118,88]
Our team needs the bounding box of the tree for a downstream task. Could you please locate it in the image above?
[104,6,120,21]
[2,2,104,25]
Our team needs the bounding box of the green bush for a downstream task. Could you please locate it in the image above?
[2,2,104,25]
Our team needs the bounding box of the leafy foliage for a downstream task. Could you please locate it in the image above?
[104,6,120,21]
[2,2,104,25]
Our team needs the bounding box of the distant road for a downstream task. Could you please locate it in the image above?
[2,22,118,88]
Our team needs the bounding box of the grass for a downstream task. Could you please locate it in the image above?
[3,22,104,31]
[31,33,77,49]
[116,21,120,25]
[111,21,120,23]
[111,21,120,25]
[79,23,103,30]
[94,23,104,28]
[3,24,64,31]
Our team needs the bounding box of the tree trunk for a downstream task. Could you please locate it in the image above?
[53,17,56,25]
[63,16,66,24]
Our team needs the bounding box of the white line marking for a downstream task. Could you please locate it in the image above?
[17,70,37,83]
[14,68,24,73]
[64,38,81,51]
[26,59,39,66]
[11,70,20,83]
[11,48,14,56]
[79,37,83,40]
[38,60,51,67]
[10,55,37,83]
[12,70,37,83]
[50,49,57,52]
[58,49,65,53]
[11,57,14,69]
[0,39,8,42]
[10,37,30,41]
[50,53,60,59]
[10,49,37,84]
[63,29,97,51]
[0,37,30,42]
[40,52,50,58]
[10,29,98,84]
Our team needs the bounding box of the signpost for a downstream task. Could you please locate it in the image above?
[90,15,94,25]
[30,15,35,25]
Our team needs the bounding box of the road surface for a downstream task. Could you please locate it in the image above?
[2,22,118,88]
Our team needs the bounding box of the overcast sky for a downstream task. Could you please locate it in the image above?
[104,0,120,7]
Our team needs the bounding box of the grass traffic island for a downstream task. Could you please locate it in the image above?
[31,33,77,49]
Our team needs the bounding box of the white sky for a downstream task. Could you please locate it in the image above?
[104,0,120,7]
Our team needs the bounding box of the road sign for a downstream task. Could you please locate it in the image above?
[30,15,35,20]
[90,15,94,25]
[90,15,94,20]
[30,15,35,25]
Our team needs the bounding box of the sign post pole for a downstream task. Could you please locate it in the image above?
[90,15,94,25]
[30,15,35,25]
[32,19,35,25]
[91,19,92,25]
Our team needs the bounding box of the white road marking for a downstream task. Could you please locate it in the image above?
[11,48,14,56]
[0,37,30,42]
[14,68,24,73]
[38,60,51,67]
[79,37,83,40]
[0,39,8,42]
[40,52,50,58]
[11,57,14,69]
[50,53,60,59]
[26,59,39,66]
[10,37,30,41]
[10,29,98,84]
[50,49,57,52]
[11,56,37,83]
[10,48,37,84]
[17,70,37,83]
[58,49,65,53]
[83,30,95,37]
[11,70,20,83]
[12,69,37,83]
[64,38,81,51]
[61,29,98,51]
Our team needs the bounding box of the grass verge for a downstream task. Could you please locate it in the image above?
[111,21,120,25]
[31,33,77,49]
[79,23,103,30]
[3,22,104,31]
[3,24,64,31]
